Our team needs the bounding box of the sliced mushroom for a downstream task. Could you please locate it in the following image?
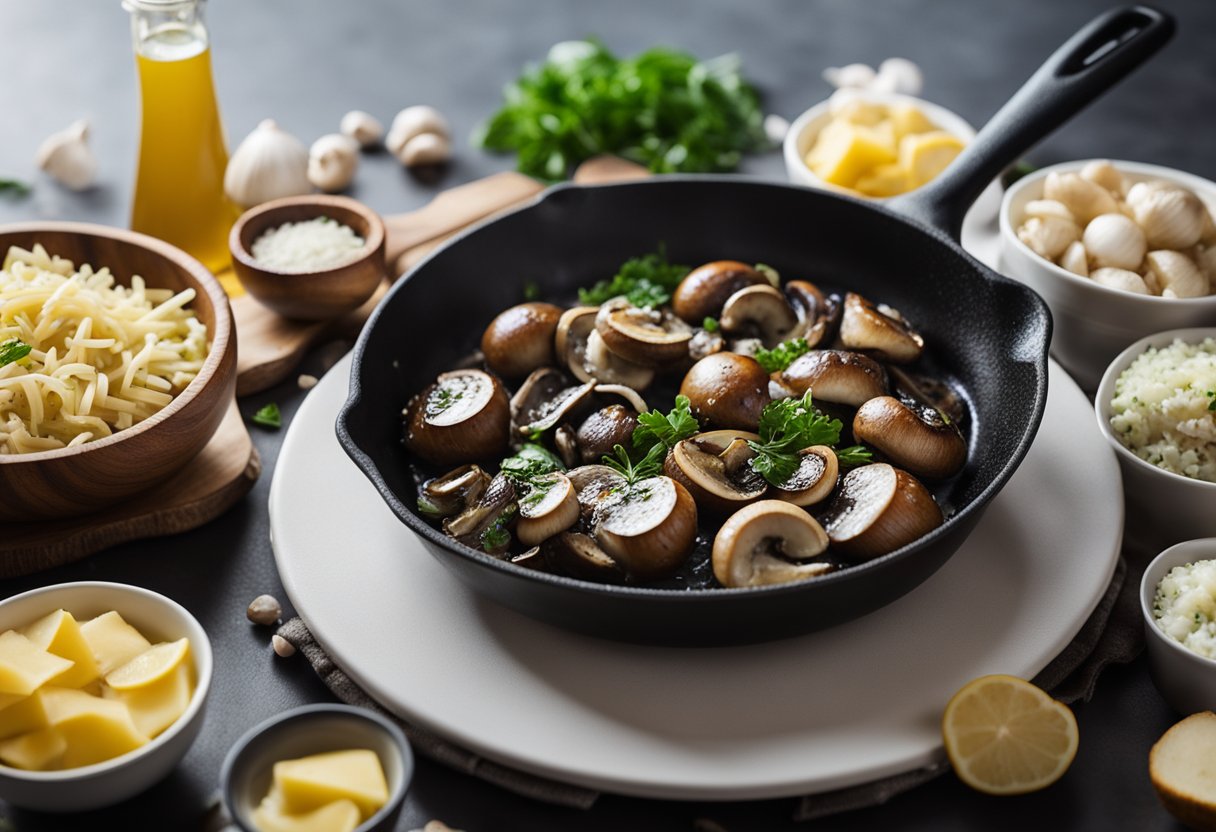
[480,302,563,379]
[838,292,924,364]
[443,472,517,554]
[593,383,648,414]
[712,500,832,587]
[417,464,491,518]
[516,472,580,546]
[664,429,768,514]
[510,546,549,572]
[771,445,839,507]
[821,463,942,561]
[576,404,639,465]
[594,476,698,580]
[595,300,694,366]
[567,464,629,524]
[779,350,887,406]
[540,531,626,584]
[853,396,966,481]
[672,261,769,323]
[887,365,967,428]
[555,306,655,389]
[554,424,580,469]
[509,367,597,438]
[404,369,511,465]
[785,282,842,349]
[719,285,799,348]
[678,353,771,430]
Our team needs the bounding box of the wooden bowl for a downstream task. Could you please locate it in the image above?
[229,195,386,321]
[0,222,235,522]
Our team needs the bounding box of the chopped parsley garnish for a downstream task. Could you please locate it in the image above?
[747,391,843,486]
[753,338,810,374]
[426,386,462,418]
[0,339,32,368]
[633,395,699,452]
[417,494,444,517]
[501,443,566,509]
[481,505,517,552]
[1207,390,1216,412]
[577,248,690,309]
[836,445,874,467]
[603,442,665,486]
[702,316,720,333]
[251,403,281,429]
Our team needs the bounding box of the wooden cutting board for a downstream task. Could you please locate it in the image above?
[232,156,650,396]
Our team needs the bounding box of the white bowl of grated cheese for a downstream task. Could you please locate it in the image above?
[1141,538,1216,714]
[1096,327,1216,545]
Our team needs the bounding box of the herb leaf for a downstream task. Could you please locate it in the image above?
[578,248,691,308]
[0,179,30,197]
[252,403,281,429]
[603,442,665,486]
[0,339,32,368]
[747,391,843,486]
[500,443,565,483]
[754,338,811,374]
[702,316,720,333]
[836,445,874,467]
[1207,390,1216,412]
[633,395,699,452]
[481,505,517,552]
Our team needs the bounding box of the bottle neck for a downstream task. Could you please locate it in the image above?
[124,0,208,61]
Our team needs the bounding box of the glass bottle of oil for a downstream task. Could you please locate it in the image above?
[125,0,236,274]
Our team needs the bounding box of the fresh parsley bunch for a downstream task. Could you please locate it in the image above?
[747,392,871,486]
[603,395,701,486]
[754,338,810,373]
[578,249,690,309]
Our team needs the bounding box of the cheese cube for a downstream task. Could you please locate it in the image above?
[806,121,897,189]
[80,612,153,676]
[0,630,74,697]
[899,131,965,186]
[889,103,937,139]
[21,609,101,689]
[39,687,148,768]
[273,749,389,820]
[0,691,51,740]
[109,662,193,739]
[0,727,67,771]
[253,791,362,832]
[855,163,914,198]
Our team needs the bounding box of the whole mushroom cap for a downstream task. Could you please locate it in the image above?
[679,353,771,430]
[672,261,769,324]
[481,302,563,379]
[404,369,511,465]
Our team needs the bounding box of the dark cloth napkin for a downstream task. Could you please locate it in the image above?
[276,554,1142,820]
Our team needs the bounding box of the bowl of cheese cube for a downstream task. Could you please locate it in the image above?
[783,91,972,199]
[221,703,412,832]
[0,581,212,811]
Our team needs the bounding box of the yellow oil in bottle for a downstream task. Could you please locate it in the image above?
[130,26,236,275]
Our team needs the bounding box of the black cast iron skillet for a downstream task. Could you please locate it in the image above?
[338,7,1172,646]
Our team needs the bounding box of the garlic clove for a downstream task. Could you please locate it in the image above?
[1017,216,1080,261]
[1024,199,1075,223]
[224,119,312,208]
[1079,160,1125,196]
[1043,171,1118,225]
[36,119,97,191]
[1126,181,1206,250]
[397,132,452,168]
[339,110,384,149]
[1058,241,1089,277]
[386,105,450,157]
[1202,208,1216,246]
[1144,250,1209,299]
[1191,245,1216,290]
[1083,213,1146,271]
[869,58,924,96]
[308,133,360,192]
[1091,267,1150,295]
[822,63,876,90]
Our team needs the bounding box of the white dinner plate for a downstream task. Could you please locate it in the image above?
[270,345,1122,800]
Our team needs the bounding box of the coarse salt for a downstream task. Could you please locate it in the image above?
[251,216,365,272]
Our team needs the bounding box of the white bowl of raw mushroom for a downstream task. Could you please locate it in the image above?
[999,160,1216,391]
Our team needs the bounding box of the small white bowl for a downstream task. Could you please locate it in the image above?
[0,582,212,812]
[1000,160,1216,392]
[1095,327,1216,546]
[783,91,976,196]
[1141,538,1216,714]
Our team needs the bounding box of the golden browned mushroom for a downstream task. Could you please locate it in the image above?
[820,463,943,561]
[671,261,769,323]
[770,445,839,507]
[678,353,771,430]
[712,500,832,587]
[576,404,639,465]
[719,285,799,348]
[480,302,563,379]
[838,292,924,364]
[515,472,580,546]
[852,396,967,481]
[404,369,511,465]
[779,350,887,407]
[555,306,655,390]
[594,476,698,580]
[664,429,768,514]
[785,280,841,349]
[509,367,598,439]
[595,300,694,366]
[417,464,491,518]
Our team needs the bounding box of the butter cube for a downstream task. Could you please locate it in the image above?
[0,727,67,771]
[253,789,362,832]
[0,691,50,740]
[109,662,193,739]
[855,163,914,198]
[273,749,389,820]
[0,630,74,697]
[889,103,937,139]
[40,687,148,768]
[21,609,101,689]
[806,121,897,189]
[80,612,153,676]
[899,131,965,186]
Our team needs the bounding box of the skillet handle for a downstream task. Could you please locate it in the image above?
[887,5,1174,239]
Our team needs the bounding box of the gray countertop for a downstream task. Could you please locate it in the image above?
[0,0,1211,829]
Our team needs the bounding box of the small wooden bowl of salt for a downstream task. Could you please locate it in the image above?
[230,195,386,321]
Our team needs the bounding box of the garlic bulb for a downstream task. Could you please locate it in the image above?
[1126,182,1206,250]
[822,63,877,90]
[1083,213,1146,271]
[36,119,97,191]
[339,110,384,148]
[308,133,359,192]
[224,119,311,208]
[1059,241,1089,277]
[1144,250,1209,298]
[1043,172,1118,225]
[1017,216,1080,260]
[1090,267,1150,295]
[1023,199,1075,223]
[398,132,452,168]
[1079,160,1124,195]
[869,58,924,96]
[386,106,450,158]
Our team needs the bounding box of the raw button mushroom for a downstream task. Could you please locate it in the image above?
[678,353,772,430]
[719,284,799,348]
[779,349,887,406]
[838,292,925,364]
[480,302,563,379]
[853,395,967,480]
[594,476,698,580]
[595,300,694,366]
[664,429,768,514]
[771,445,839,507]
[404,369,511,465]
[712,500,832,588]
[516,472,580,546]
[671,261,769,324]
[555,306,655,390]
[821,463,943,561]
